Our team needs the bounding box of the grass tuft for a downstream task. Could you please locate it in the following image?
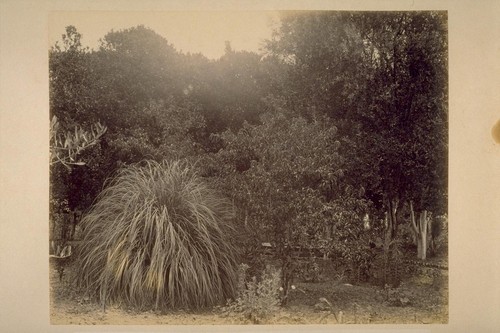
[75,160,238,310]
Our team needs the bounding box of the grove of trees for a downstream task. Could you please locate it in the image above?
[50,11,447,304]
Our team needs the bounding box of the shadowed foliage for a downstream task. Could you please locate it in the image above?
[75,160,238,310]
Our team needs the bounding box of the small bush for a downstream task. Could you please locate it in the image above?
[296,259,324,283]
[220,265,281,324]
[75,160,238,310]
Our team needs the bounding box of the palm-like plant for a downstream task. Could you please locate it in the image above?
[75,160,238,310]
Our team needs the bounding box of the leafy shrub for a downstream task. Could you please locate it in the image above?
[296,259,324,283]
[75,160,238,310]
[220,265,281,324]
[49,198,70,242]
[430,214,448,257]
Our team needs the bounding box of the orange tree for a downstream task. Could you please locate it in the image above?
[200,106,371,300]
[265,12,448,273]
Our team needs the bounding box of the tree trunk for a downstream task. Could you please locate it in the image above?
[419,210,428,260]
[383,198,400,286]
[410,201,428,260]
[280,254,294,305]
[428,218,436,257]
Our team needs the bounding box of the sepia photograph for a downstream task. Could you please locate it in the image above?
[1,1,499,332]
[48,10,448,325]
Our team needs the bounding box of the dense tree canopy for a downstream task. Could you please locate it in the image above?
[266,11,447,212]
[50,11,448,288]
[264,11,447,263]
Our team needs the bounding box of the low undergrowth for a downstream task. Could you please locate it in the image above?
[218,264,282,324]
[51,260,448,324]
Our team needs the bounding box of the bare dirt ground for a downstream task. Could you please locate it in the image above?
[50,258,448,325]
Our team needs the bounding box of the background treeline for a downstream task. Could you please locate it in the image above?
[50,11,448,289]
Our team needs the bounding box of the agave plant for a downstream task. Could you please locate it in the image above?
[75,160,238,310]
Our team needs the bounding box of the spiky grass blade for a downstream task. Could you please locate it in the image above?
[75,160,238,310]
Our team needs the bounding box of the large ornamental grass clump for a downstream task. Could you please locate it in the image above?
[75,160,238,310]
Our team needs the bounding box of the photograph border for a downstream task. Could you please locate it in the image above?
[1,0,499,332]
